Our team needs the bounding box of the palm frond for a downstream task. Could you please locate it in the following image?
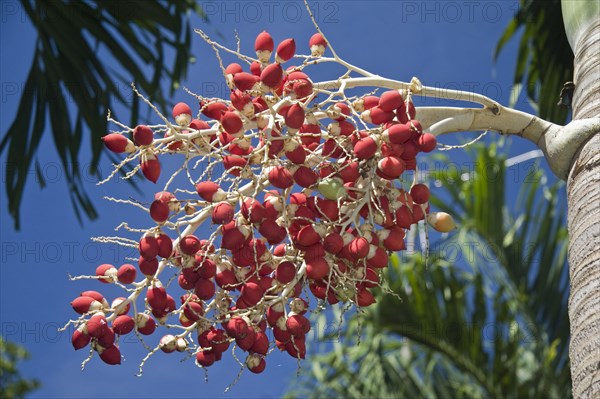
[0,0,206,229]
[495,0,573,124]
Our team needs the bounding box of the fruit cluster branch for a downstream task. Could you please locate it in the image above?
[65,3,599,383]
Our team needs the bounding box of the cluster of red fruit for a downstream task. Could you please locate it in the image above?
[73,30,445,374]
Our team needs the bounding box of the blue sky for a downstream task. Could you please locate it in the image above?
[0,1,563,398]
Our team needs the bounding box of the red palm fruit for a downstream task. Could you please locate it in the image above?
[102,134,134,153]
[250,331,269,355]
[413,203,427,222]
[87,314,109,338]
[98,344,121,365]
[196,258,217,279]
[140,152,160,183]
[361,107,395,124]
[285,336,306,359]
[276,38,296,63]
[155,234,172,259]
[268,166,294,189]
[266,304,284,326]
[410,184,430,204]
[245,354,266,373]
[379,225,406,251]
[401,140,419,159]
[178,273,195,290]
[338,161,360,183]
[241,198,266,223]
[221,224,249,250]
[309,281,327,299]
[200,101,228,121]
[377,156,405,179]
[290,192,307,205]
[292,166,317,188]
[273,243,287,257]
[194,278,216,301]
[220,111,244,135]
[284,104,305,129]
[180,235,201,255]
[97,327,116,348]
[296,225,322,246]
[286,145,306,164]
[384,123,412,144]
[366,246,389,268]
[224,317,250,339]
[396,101,416,123]
[352,95,380,112]
[215,269,239,291]
[309,32,327,56]
[290,78,313,99]
[353,136,379,160]
[379,90,403,112]
[112,315,135,335]
[356,288,376,307]
[172,102,192,126]
[196,350,216,367]
[241,282,264,306]
[225,62,243,75]
[236,326,257,350]
[418,132,437,152]
[258,219,286,244]
[286,314,311,336]
[212,202,235,224]
[196,181,226,202]
[324,232,344,254]
[135,313,156,335]
[260,63,284,88]
[72,326,90,350]
[138,256,158,276]
[306,257,329,280]
[300,123,321,146]
[149,200,169,223]
[394,205,413,229]
[207,329,230,353]
[71,296,103,314]
[381,141,405,157]
[233,72,260,91]
[360,267,380,288]
[255,30,274,52]
[332,102,351,120]
[230,90,253,115]
[117,264,136,284]
[256,275,274,292]
[408,120,423,135]
[96,264,117,283]
[250,61,262,76]
[139,235,160,258]
[79,290,106,306]
[223,155,248,176]
[349,237,370,259]
[275,261,296,284]
[146,282,167,311]
[322,138,343,158]
[132,125,153,146]
[316,198,340,221]
[183,300,205,321]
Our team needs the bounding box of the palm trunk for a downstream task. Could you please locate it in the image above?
[566,17,600,398]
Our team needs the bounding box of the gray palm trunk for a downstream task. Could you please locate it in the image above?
[565,11,600,398]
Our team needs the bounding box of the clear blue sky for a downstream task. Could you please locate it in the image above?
[0,1,562,398]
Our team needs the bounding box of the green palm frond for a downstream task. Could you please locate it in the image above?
[0,0,206,229]
[495,0,573,124]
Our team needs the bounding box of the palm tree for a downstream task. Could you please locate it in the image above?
[0,0,206,229]
[288,143,571,398]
